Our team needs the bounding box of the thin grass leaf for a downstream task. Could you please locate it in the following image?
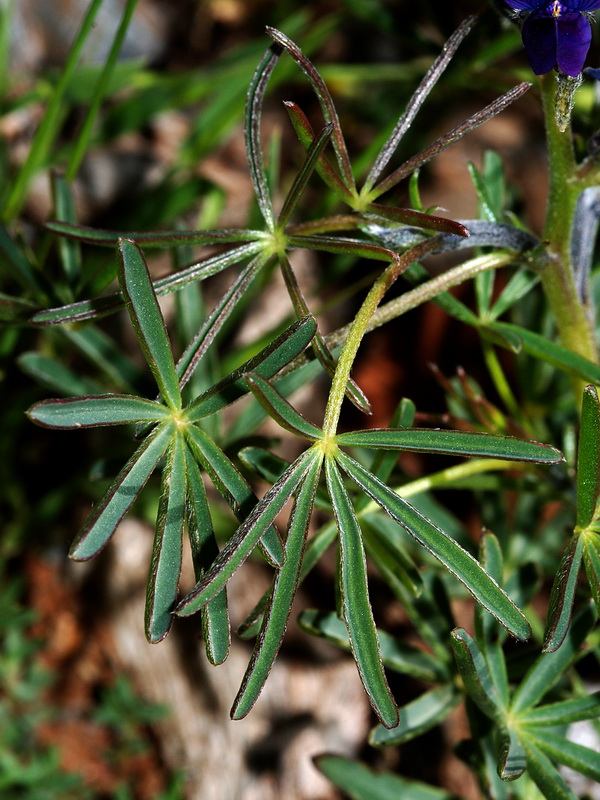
[336,428,563,463]
[369,685,460,747]
[363,15,477,191]
[450,628,505,722]
[267,27,355,193]
[61,324,140,392]
[529,731,600,782]
[314,754,461,800]
[337,450,531,640]
[185,315,316,421]
[245,43,279,230]
[32,242,264,326]
[3,0,105,221]
[145,432,186,643]
[184,425,284,567]
[325,458,399,728]
[497,729,527,781]
[0,292,36,322]
[176,254,265,391]
[118,239,181,411]
[245,373,323,440]
[369,83,531,200]
[518,692,600,725]
[66,0,140,180]
[577,385,600,529]
[298,609,446,683]
[18,352,103,396]
[0,225,49,296]
[511,602,597,714]
[45,220,266,247]
[543,535,585,653]
[283,101,356,203]
[519,735,579,800]
[176,448,316,616]
[486,321,600,383]
[278,254,370,413]
[185,445,230,665]
[231,456,322,719]
[277,122,334,229]
[70,421,173,561]
[27,395,171,429]
[51,173,81,290]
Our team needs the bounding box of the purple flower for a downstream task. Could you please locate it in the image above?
[505,0,600,76]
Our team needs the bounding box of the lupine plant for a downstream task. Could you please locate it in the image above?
[4,0,600,796]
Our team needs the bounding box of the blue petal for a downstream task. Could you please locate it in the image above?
[504,0,545,9]
[556,12,593,75]
[564,0,600,10]
[522,13,559,74]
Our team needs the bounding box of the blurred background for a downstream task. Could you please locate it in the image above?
[2,1,597,798]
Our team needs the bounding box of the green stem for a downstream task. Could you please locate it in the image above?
[537,73,598,367]
[322,239,441,436]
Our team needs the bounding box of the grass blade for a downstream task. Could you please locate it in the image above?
[118,239,181,411]
[145,433,186,643]
[70,422,173,561]
[325,458,399,729]
[337,450,531,640]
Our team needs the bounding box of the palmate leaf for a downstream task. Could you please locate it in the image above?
[518,735,578,800]
[525,730,600,782]
[583,531,600,611]
[450,628,505,723]
[335,450,531,640]
[231,455,323,719]
[325,458,399,729]
[118,239,181,411]
[543,534,585,653]
[69,421,174,561]
[145,432,186,643]
[511,602,597,714]
[518,692,600,725]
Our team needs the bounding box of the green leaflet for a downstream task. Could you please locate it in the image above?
[27,395,171,429]
[337,450,531,640]
[325,458,399,729]
[70,421,174,561]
